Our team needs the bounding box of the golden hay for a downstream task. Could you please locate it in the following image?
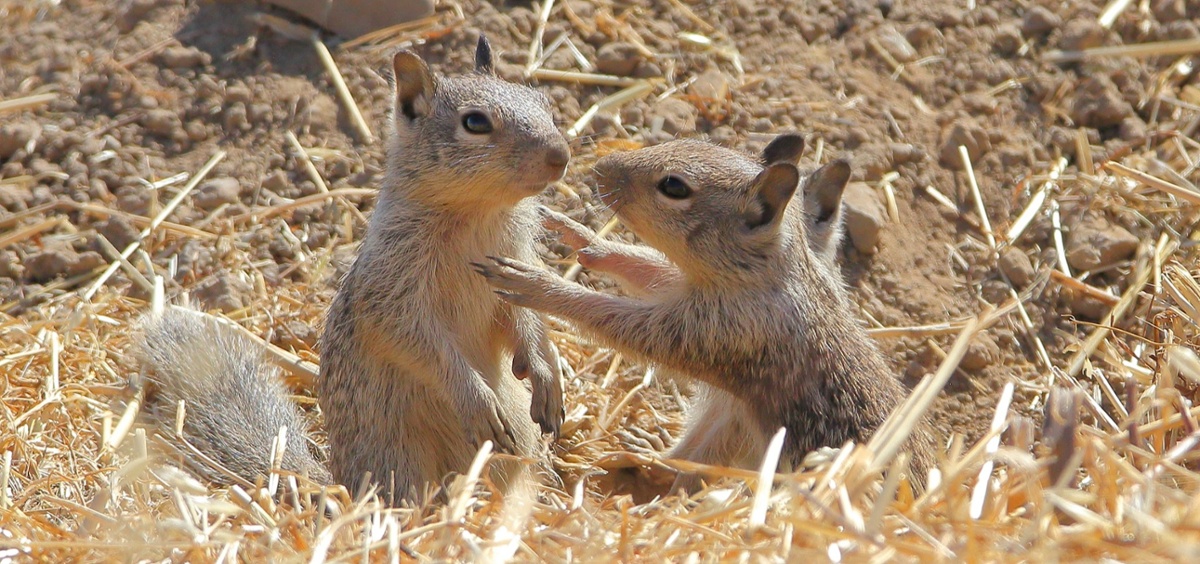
[4,1,1200,562]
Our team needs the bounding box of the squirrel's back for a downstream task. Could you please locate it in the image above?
[137,308,330,485]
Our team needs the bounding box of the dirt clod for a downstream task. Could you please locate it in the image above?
[194,178,243,211]
[1022,6,1061,36]
[652,98,697,136]
[939,118,991,170]
[24,248,105,283]
[595,42,644,76]
[999,247,1036,287]
[0,121,41,159]
[1070,75,1133,129]
[1066,218,1139,272]
[194,273,253,313]
[96,216,140,251]
[1058,18,1107,51]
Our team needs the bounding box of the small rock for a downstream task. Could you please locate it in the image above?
[24,248,105,282]
[595,42,643,76]
[96,216,139,250]
[276,320,319,350]
[1119,116,1147,142]
[0,122,41,159]
[1022,6,1061,36]
[118,0,162,33]
[194,177,242,210]
[300,94,339,133]
[960,334,1000,372]
[998,247,1035,287]
[938,118,992,170]
[689,69,730,101]
[1065,290,1111,321]
[157,45,211,68]
[652,98,697,135]
[142,109,181,136]
[224,84,253,104]
[993,23,1023,55]
[262,170,290,194]
[1152,0,1188,22]
[1070,75,1133,129]
[1066,218,1139,271]
[194,273,253,313]
[1058,18,1107,51]
[842,182,886,254]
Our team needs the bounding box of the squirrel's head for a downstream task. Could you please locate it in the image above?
[594,134,850,285]
[387,35,570,207]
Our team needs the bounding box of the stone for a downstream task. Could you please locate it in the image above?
[1022,6,1061,36]
[998,247,1036,287]
[652,98,697,135]
[194,177,242,210]
[1070,75,1133,129]
[595,42,643,76]
[939,118,991,170]
[1066,218,1139,272]
[842,182,886,254]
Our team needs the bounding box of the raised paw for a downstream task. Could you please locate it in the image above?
[539,206,600,251]
[471,256,562,309]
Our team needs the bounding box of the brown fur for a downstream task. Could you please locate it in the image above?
[477,136,936,491]
[135,37,569,502]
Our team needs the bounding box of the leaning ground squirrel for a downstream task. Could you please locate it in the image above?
[476,135,937,489]
[137,37,570,501]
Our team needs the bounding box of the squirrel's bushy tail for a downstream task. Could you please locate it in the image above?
[136,308,331,485]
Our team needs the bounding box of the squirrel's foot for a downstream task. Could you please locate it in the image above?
[463,389,518,454]
[529,343,565,438]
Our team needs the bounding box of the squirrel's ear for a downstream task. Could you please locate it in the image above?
[744,163,800,231]
[804,159,851,226]
[392,51,435,120]
[475,34,495,75]
[761,133,805,165]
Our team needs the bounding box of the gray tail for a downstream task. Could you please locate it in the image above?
[135,307,331,485]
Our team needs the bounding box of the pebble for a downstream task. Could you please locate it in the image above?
[993,23,1023,55]
[938,118,991,170]
[1066,217,1138,272]
[142,109,181,136]
[1058,18,1107,51]
[158,45,211,68]
[960,334,1000,372]
[1070,75,1132,129]
[842,182,885,254]
[194,177,242,210]
[24,248,105,283]
[998,247,1036,287]
[1021,6,1061,36]
[595,42,643,76]
[652,98,697,135]
[194,273,253,313]
[96,216,139,250]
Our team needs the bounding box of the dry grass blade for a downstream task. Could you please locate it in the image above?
[1045,38,1200,63]
[0,92,57,114]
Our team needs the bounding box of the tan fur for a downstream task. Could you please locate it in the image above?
[135,38,568,503]
[478,135,936,492]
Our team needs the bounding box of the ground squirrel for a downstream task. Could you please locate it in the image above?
[137,37,570,501]
[476,135,937,490]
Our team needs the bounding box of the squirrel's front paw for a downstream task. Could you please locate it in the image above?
[540,206,600,250]
[472,256,560,309]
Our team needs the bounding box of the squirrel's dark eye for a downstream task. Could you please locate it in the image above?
[657,176,691,199]
[461,112,493,134]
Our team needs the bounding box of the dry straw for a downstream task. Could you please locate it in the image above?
[5,2,1200,562]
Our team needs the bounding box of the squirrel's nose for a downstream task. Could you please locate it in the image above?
[545,142,570,170]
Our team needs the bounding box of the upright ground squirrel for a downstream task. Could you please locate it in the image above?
[137,37,569,502]
[476,136,936,490]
